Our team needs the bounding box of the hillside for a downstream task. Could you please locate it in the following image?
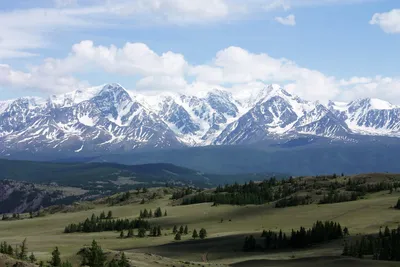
[0,159,213,188]
[88,140,400,175]
[1,173,400,266]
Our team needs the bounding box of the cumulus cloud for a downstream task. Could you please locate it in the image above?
[275,14,296,26]
[370,9,400,34]
[1,40,400,103]
[0,64,88,94]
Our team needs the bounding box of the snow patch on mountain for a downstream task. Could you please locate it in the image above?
[2,83,400,154]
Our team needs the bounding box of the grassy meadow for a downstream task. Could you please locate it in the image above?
[1,183,400,266]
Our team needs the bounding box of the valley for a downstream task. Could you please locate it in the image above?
[2,173,400,266]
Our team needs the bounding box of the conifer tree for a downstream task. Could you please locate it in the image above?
[179,226,184,234]
[7,245,13,256]
[174,233,181,241]
[192,229,198,239]
[164,210,167,217]
[29,252,37,263]
[118,252,129,267]
[199,228,207,239]
[173,225,177,234]
[50,247,62,267]
[81,240,106,267]
[184,225,189,235]
[19,238,28,260]
[154,207,163,218]
[157,226,162,236]
[107,211,113,219]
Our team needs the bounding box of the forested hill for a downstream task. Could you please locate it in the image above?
[0,159,280,188]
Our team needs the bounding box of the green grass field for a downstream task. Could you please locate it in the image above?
[1,185,400,266]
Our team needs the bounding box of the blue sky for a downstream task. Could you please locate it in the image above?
[0,0,400,103]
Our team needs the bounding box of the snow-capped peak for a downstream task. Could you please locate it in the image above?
[2,82,400,155]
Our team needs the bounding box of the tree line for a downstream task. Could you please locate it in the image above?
[182,179,298,206]
[243,220,347,252]
[119,225,162,238]
[171,188,194,200]
[343,225,400,261]
[172,225,207,241]
[139,207,167,218]
[64,213,150,233]
[275,195,313,208]
[319,190,363,204]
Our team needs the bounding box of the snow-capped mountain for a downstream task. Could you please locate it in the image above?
[329,98,400,137]
[1,83,400,155]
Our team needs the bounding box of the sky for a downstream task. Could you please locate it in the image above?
[0,0,400,104]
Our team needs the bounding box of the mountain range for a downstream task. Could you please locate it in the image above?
[1,83,400,156]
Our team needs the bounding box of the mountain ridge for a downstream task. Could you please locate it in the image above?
[1,83,400,155]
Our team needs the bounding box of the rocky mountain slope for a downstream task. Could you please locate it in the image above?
[1,83,400,155]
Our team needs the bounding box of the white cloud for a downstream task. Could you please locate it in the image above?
[35,40,188,77]
[0,64,88,94]
[54,0,78,8]
[275,14,296,26]
[2,39,400,104]
[370,9,400,34]
[338,76,400,102]
[0,0,373,58]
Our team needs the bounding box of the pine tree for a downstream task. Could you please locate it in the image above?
[179,226,184,234]
[120,230,125,238]
[39,261,44,267]
[173,225,177,234]
[149,209,153,218]
[50,247,62,267]
[107,211,113,219]
[140,198,145,204]
[157,226,162,236]
[164,210,167,217]
[174,233,181,241]
[118,252,129,267]
[29,252,37,263]
[184,225,189,235]
[192,229,198,239]
[19,238,28,260]
[154,207,162,218]
[143,209,149,218]
[7,245,13,256]
[199,228,207,239]
[81,240,107,267]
